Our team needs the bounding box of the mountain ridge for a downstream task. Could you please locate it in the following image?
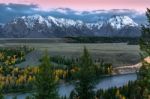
[0,15,141,38]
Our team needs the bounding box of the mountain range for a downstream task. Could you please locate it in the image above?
[0,15,141,38]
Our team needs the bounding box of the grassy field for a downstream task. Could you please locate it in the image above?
[0,42,141,67]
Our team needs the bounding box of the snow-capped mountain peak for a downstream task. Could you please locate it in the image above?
[86,22,103,30]
[108,16,138,29]
[47,16,56,21]
[21,15,64,28]
[21,15,45,23]
[1,15,140,38]
[47,16,59,26]
[10,15,138,30]
[19,15,48,28]
[47,16,84,27]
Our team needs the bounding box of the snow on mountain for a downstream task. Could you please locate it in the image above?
[21,15,50,28]
[108,16,138,29]
[47,16,58,24]
[47,15,103,29]
[58,18,83,27]
[47,16,79,27]
[86,22,103,30]
[1,14,140,38]
[10,14,138,30]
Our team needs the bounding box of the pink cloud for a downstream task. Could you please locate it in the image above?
[0,0,149,11]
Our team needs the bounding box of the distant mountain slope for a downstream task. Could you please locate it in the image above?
[0,15,141,38]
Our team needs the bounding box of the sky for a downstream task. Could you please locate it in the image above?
[0,0,149,12]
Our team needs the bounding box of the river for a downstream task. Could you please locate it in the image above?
[4,73,137,99]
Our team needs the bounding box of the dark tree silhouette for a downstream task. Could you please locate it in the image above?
[71,47,95,99]
[34,51,59,99]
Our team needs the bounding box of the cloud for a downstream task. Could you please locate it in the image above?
[0,4,39,23]
[0,0,149,12]
[6,7,13,11]
[0,3,146,24]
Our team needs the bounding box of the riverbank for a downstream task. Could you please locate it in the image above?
[112,62,141,75]
[112,56,150,75]
[4,73,137,99]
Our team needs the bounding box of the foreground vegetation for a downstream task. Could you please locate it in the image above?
[0,45,112,98]
[0,46,33,65]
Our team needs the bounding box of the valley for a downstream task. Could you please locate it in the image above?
[0,40,140,67]
[0,38,143,99]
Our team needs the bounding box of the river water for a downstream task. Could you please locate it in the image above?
[5,73,137,99]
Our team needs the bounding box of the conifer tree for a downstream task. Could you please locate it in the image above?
[140,8,150,58]
[72,47,95,99]
[34,51,59,99]
[139,8,150,98]
[0,84,4,99]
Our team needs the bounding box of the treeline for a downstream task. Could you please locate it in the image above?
[0,46,35,93]
[50,56,113,80]
[0,48,112,94]
[66,36,139,44]
[0,46,33,65]
[95,80,141,99]
[0,66,37,93]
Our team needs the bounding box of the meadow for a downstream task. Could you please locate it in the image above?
[0,40,140,67]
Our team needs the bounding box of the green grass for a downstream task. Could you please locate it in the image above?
[0,43,140,67]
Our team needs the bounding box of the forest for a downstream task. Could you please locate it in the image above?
[65,37,139,44]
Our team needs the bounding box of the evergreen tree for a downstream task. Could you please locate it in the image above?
[140,8,150,57]
[72,47,95,99]
[0,84,4,99]
[25,96,34,99]
[34,51,59,99]
[139,8,150,98]
[12,96,17,99]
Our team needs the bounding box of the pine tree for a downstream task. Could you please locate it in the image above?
[72,47,95,99]
[0,84,4,99]
[139,8,150,98]
[12,96,17,99]
[140,8,150,57]
[34,51,59,99]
